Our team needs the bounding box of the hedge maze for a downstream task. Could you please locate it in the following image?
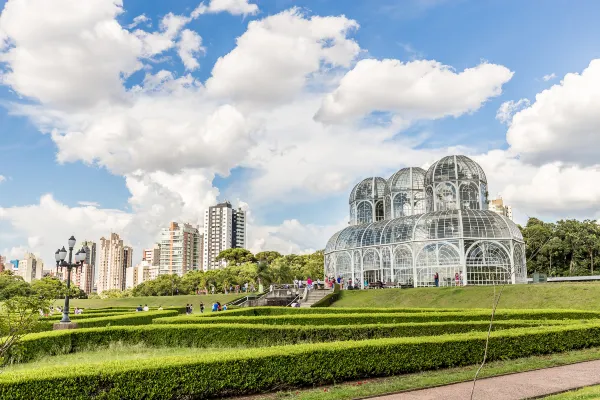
[1,306,600,399]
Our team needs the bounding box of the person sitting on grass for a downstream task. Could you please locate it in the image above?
[143,304,149,312]
[223,304,228,311]
[217,302,222,311]
[136,305,143,312]
[158,305,163,310]
[212,302,218,312]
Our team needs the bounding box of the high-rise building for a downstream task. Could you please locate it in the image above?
[203,201,246,271]
[72,241,96,294]
[126,260,152,288]
[18,253,44,283]
[143,244,161,266]
[122,246,133,291]
[488,197,513,220]
[96,233,132,294]
[159,222,201,276]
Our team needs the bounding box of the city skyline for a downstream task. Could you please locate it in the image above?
[2,0,600,272]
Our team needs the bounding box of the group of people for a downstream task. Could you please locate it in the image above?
[433,271,464,287]
[136,304,150,311]
[185,302,228,314]
[39,306,84,317]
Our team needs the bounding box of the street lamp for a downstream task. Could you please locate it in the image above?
[55,235,87,324]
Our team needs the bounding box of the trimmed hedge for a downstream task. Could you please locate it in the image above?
[195,306,485,317]
[4,319,568,364]
[156,309,600,326]
[2,323,600,399]
[36,310,178,332]
[41,311,136,320]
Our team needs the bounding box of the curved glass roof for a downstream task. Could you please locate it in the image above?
[325,210,522,253]
[425,155,487,185]
[349,177,387,204]
[386,167,426,194]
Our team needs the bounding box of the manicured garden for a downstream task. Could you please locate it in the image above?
[2,305,600,399]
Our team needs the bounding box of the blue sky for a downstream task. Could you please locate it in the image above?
[1,0,600,262]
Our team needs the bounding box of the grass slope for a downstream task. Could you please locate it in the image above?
[67,294,241,309]
[331,283,600,310]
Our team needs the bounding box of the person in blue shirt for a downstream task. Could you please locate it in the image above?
[212,302,218,312]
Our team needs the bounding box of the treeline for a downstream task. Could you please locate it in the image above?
[100,249,324,298]
[0,272,86,301]
[520,218,600,277]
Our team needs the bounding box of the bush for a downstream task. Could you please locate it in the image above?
[41,311,135,320]
[196,306,484,317]
[36,310,178,332]
[156,309,600,326]
[2,323,600,399]
[4,319,568,364]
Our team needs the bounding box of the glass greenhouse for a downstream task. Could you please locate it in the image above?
[325,155,527,288]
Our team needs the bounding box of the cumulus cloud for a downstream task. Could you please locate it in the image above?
[177,29,205,70]
[315,59,513,123]
[507,60,600,166]
[205,8,360,105]
[542,73,557,81]
[496,98,530,125]
[0,175,5,183]
[126,14,150,29]
[192,0,259,17]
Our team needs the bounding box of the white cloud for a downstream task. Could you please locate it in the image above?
[177,29,205,71]
[0,194,132,265]
[205,8,360,105]
[496,98,530,125]
[77,201,100,207]
[0,0,142,109]
[507,60,600,166]
[542,73,557,82]
[192,0,259,17]
[315,59,513,123]
[248,218,346,255]
[0,175,5,183]
[126,14,150,29]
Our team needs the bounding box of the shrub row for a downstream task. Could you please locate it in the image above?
[4,319,570,364]
[157,309,600,326]
[41,311,136,320]
[196,306,485,317]
[2,323,600,399]
[36,310,178,332]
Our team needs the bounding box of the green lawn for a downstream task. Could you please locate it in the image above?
[331,283,600,310]
[545,385,600,399]
[2,343,235,373]
[246,347,600,400]
[67,294,242,309]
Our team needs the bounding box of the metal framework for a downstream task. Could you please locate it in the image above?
[326,155,526,288]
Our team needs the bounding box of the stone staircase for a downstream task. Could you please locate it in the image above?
[300,288,334,308]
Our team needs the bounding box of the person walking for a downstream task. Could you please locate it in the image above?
[434,272,439,287]
[455,272,460,286]
[185,304,190,315]
[459,271,464,286]
[200,302,204,314]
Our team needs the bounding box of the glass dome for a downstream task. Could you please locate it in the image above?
[349,177,387,225]
[384,167,426,218]
[424,155,488,212]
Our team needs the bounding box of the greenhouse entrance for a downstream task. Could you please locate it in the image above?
[364,270,381,284]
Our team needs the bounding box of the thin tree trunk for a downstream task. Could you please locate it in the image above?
[591,250,594,275]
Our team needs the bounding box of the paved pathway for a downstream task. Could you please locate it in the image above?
[373,360,600,400]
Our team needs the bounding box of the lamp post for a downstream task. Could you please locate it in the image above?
[55,235,87,324]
